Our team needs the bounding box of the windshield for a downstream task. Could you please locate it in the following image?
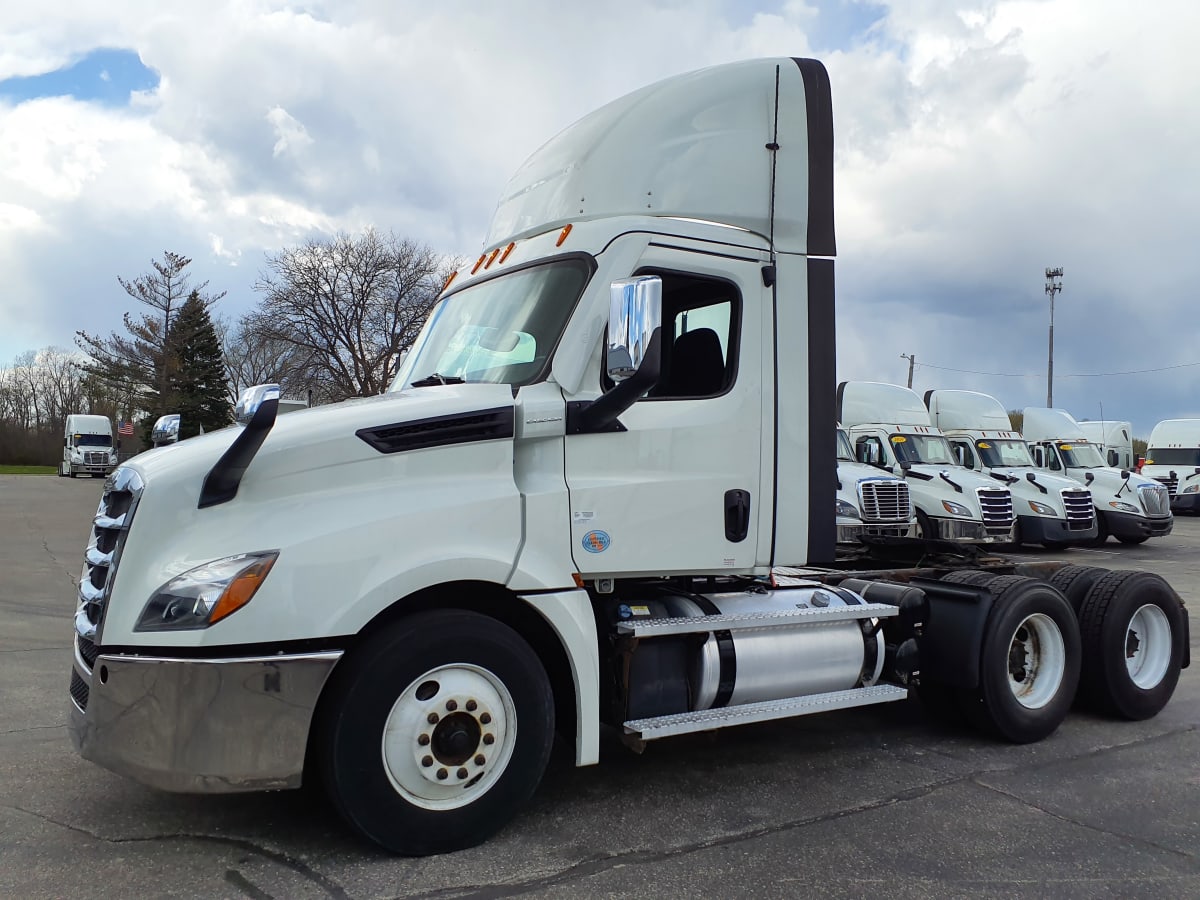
[1057,442,1106,468]
[837,429,855,461]
[1146,448,1200,467]
[391,258,591,390]
[890,433,955,465]
[976,438,1034,468]
[74,434,112,447]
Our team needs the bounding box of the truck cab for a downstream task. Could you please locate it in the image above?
[925,390,1096,548]
[1142,418,1200,512]
[1023,407,1173,544]
[835,425,916,546]
[60,414,117,478]
[1078,420,1134,471]
[838,381,1016,543]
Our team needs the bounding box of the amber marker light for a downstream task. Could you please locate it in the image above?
[471,254,487,274]
[209,555,277,624]
[442,271,458,292]
[556,224,573,246]
[499,242,516,263]
[485,247,501,268]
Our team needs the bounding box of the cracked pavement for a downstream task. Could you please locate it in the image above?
[1,474,1197,898]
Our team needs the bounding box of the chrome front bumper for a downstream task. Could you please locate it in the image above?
[837,522,917,544]
[70,647,342,793]
[930,517,1015,543]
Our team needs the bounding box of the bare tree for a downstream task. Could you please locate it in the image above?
[224,314,334,405]
[253,230,455,400]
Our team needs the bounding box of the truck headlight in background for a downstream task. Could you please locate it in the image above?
[1108,501,1140,514]
[1182,483,1200,494]
[1027,500,1057,516]
[135,552,278,631]
[941,500,972,517]
[835,498,860,519]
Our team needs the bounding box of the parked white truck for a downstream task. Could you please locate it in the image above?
[839,381,1018,544]
[1142,419,1200,512]
[60,414,117,478]
[836,425,916,546]
[68,59,1189,856]
[1023,407,1173,544]
[925,390,1097,548]
[1077,419,1135,470]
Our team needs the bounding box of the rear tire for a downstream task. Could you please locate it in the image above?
[1076,571,1185,719]
[318,609,554,855]
[1047,565,1109,616]
[959,576,1081,743]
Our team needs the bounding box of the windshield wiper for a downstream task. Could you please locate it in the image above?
[411,373,466,388]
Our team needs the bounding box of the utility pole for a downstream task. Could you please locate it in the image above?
[1045,267,1063,406]
[900,353,916,389]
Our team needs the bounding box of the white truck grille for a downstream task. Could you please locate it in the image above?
[976,487,1014,534]
[1139,483,1171,517]
[1061,488,1095,529]
[1153,475,1178,497]
[858,479,912,523]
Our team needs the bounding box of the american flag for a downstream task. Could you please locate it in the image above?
[118,421,135,436]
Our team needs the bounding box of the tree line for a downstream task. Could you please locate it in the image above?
[0,230,454,466]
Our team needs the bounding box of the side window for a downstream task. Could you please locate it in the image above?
[1045,446,1062,471]
[951,441,974,469]
[609,269,739,399]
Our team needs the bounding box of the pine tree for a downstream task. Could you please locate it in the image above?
[165,292,232,438]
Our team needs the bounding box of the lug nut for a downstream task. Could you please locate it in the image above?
[422,756,433,767]
[436,768,448,780]
[466,699,477,711]
[483,734,495,745]
[457,767,469,780]
[474,754,486,766]
[427,712,440,724]
[418,734,430,746]
[480,713,492,725]
[445,699,458,711]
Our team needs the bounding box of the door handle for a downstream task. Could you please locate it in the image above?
[724,489,751,543]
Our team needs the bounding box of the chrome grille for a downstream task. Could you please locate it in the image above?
[1153,475,1178,497]
[858,479,913,523]
[84,451,109,466]
[976,487,1015,534]
[73,467,143,669]
[1061,489,1095,529]
[1139,483,1171,517]
[69,670,90,711]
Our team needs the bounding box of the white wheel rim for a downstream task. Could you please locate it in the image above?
[380,664,516,811]
[1125,604,1172,689]
[1005,613,1066,709]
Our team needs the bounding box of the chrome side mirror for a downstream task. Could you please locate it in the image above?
[607,276,662,382]
[235,384,281,425]
[150,414,180,446]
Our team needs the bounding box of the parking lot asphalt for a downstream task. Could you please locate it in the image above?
[1,473,1197,899]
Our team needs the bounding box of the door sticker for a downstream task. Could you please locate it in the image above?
[582,530,611,553]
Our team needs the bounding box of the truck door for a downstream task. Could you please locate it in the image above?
[563,248,766,576]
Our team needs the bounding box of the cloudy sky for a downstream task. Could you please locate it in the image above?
[2,0,1197,437]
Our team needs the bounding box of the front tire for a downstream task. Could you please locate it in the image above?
[1076,571,1185,719]
[1116,535,1149,545]
[960,576,1081,743]
[318,609,554,855]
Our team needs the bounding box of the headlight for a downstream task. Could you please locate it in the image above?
[836,498,860,519]
[1028,500,1057,516]
[135,552,278,631]
[942,500,972,517]
[1108,501,1140,513]
[1183,483,1200,494]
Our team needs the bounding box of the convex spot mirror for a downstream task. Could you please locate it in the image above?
[607,276,662,382]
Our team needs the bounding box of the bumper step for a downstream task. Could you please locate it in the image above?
[624,684,910,741]
[616,603,897,638]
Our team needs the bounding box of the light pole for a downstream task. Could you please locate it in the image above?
[900,353,916,389]
[1045,267,1063,406]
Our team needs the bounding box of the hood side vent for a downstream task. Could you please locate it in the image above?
[357,407,514,455]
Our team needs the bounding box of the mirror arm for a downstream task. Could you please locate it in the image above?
[566,329,662,434]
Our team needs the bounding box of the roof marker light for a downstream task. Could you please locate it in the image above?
[485,247,501,269]
[471,254,486,274]
[442,270,458,292]
[499,242,516,263]
[556,224,573,246]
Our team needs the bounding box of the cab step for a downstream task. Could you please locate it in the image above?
[615,602,897,638]
[624,684,909,741]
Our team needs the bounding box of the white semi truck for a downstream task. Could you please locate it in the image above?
[836,426,916,546]
[838,381,1017,544]
[1142,418,1200,513]
[1077,419,1135,470]
[60,414,117,478]
[1023,407,1173,544]
[68,59,1189,856]
[925,390,1097,548]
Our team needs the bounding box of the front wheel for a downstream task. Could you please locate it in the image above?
[317,609,554,855]
[1116,535,1149,545]
[960,576,1081,743]
[1077,571,1185,719]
